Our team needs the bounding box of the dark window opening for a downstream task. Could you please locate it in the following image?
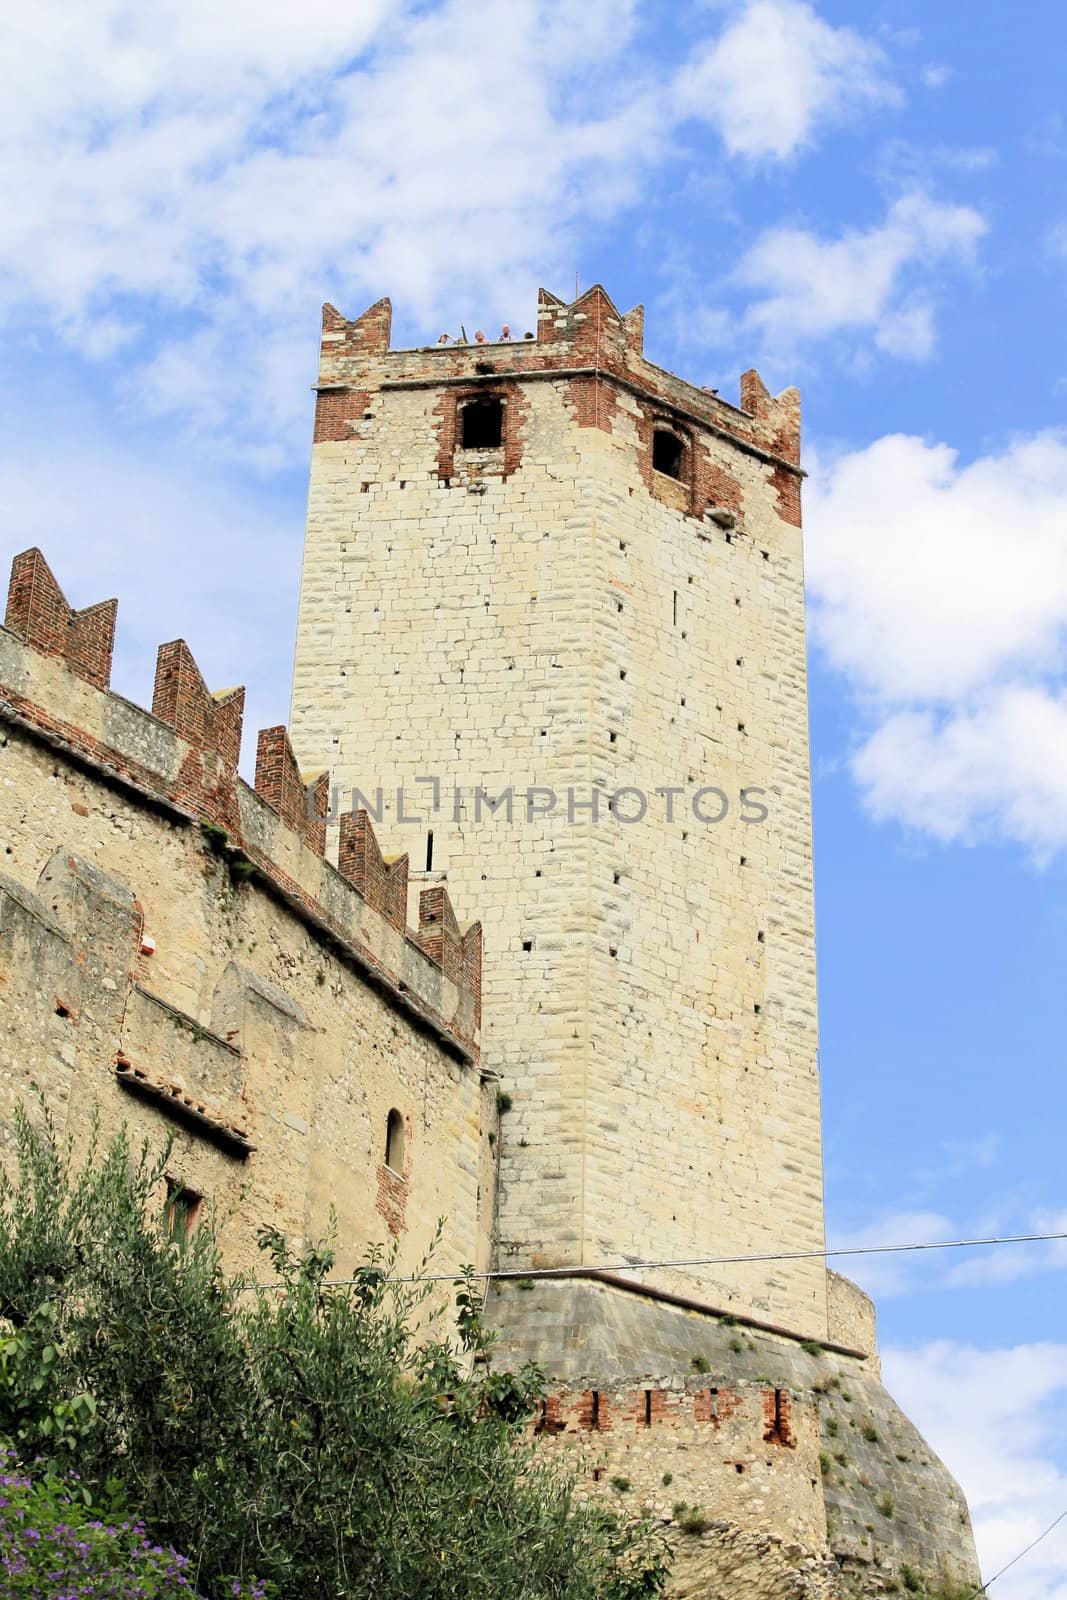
[643,1389,653,1427]
[165,1179,202,1242]
[425,831,434,872]
[385,1108,406,1175]
[590,1390,600,1429]
[461,397,503,449]
[653,428,685,480]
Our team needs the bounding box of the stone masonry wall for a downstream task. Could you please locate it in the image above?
[0,550,491,1287]
[291,286,826,1338]
[488,1276,980,1600]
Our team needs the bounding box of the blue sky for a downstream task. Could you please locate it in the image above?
[2,0,1066,1589]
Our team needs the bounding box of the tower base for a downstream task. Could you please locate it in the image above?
[487,1277,979,1599]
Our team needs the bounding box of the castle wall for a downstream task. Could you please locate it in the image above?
[291,289,826,1337]
[488,1276,980,1599]
[0,554,492,1289]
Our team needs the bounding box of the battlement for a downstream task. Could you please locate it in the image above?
[313,284,802,501]
[0,548,481,1056]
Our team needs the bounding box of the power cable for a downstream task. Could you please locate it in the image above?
[964,1505,1067,1596]
[248,1228,1067,1290]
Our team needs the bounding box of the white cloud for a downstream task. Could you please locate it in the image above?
[674,0,897,161]
[0,0,660,456]
[807,431,1067,851]
[827,1209,954,1299]
[947,1212,1067,1289]
[852,690,1067,854]
[735,193,985,362]
[885,1340,1067,1600]
[922,64,953,89]
[0,0,909,458]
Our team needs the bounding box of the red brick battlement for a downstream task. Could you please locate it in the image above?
[0,548,481,1058]
[314,283,802,522]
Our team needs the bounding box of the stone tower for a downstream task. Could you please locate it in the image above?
[292,285,822,1331]
[289,285,979,1597]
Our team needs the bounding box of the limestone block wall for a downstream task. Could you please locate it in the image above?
[0,549,491,1287]
[291,286,825,1337]
[487,1276,980,1600]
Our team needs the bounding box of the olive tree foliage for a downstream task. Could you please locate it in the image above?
[0,1107,669,1599]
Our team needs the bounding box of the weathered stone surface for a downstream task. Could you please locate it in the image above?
[0,615,491,1294]
[0,285,982,1600]
[488,1277,978,1597]
[292,289,824,1337]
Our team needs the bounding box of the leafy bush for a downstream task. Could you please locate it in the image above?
[0,1108,668,1600]
[0,1451,264,1597]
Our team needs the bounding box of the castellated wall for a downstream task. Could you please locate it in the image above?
[291,286,825,1337]
[0,549,492,1286]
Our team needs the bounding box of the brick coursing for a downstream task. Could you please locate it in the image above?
[5,548,117,691]
[0,550,481,1056]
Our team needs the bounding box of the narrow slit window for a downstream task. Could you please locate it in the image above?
[165,1179,202,1242]
[425,830,434,872]
[385,1109,406,1175]
[653,428,685,480]
[461,397,503,449]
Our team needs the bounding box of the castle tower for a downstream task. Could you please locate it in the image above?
[290,287,826,1339]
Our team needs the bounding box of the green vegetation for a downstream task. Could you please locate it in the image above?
[690,1353,710,1374]
[0,1107,668,1600]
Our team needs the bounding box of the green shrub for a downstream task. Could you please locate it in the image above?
[0,1452,264,1598]
[0,1107,669,1600]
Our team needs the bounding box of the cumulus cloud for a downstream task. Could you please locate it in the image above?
[827,1209,955,1300]
[0,0,660,456]
[0,0,912,458]
[946,1211,1067,1289]
[735,194,986,363]
[885,1340,1067,1600]
[674,0,897,160]
[806,431,1067,851]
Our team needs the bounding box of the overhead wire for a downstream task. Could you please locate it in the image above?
[248,1227,1067,1291]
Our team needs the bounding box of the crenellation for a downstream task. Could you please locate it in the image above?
[5,547,117,691]
[0,281,980,1600]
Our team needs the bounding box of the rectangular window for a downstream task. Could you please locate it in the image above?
[165,1178,202,1242]
[461,397,503,449]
